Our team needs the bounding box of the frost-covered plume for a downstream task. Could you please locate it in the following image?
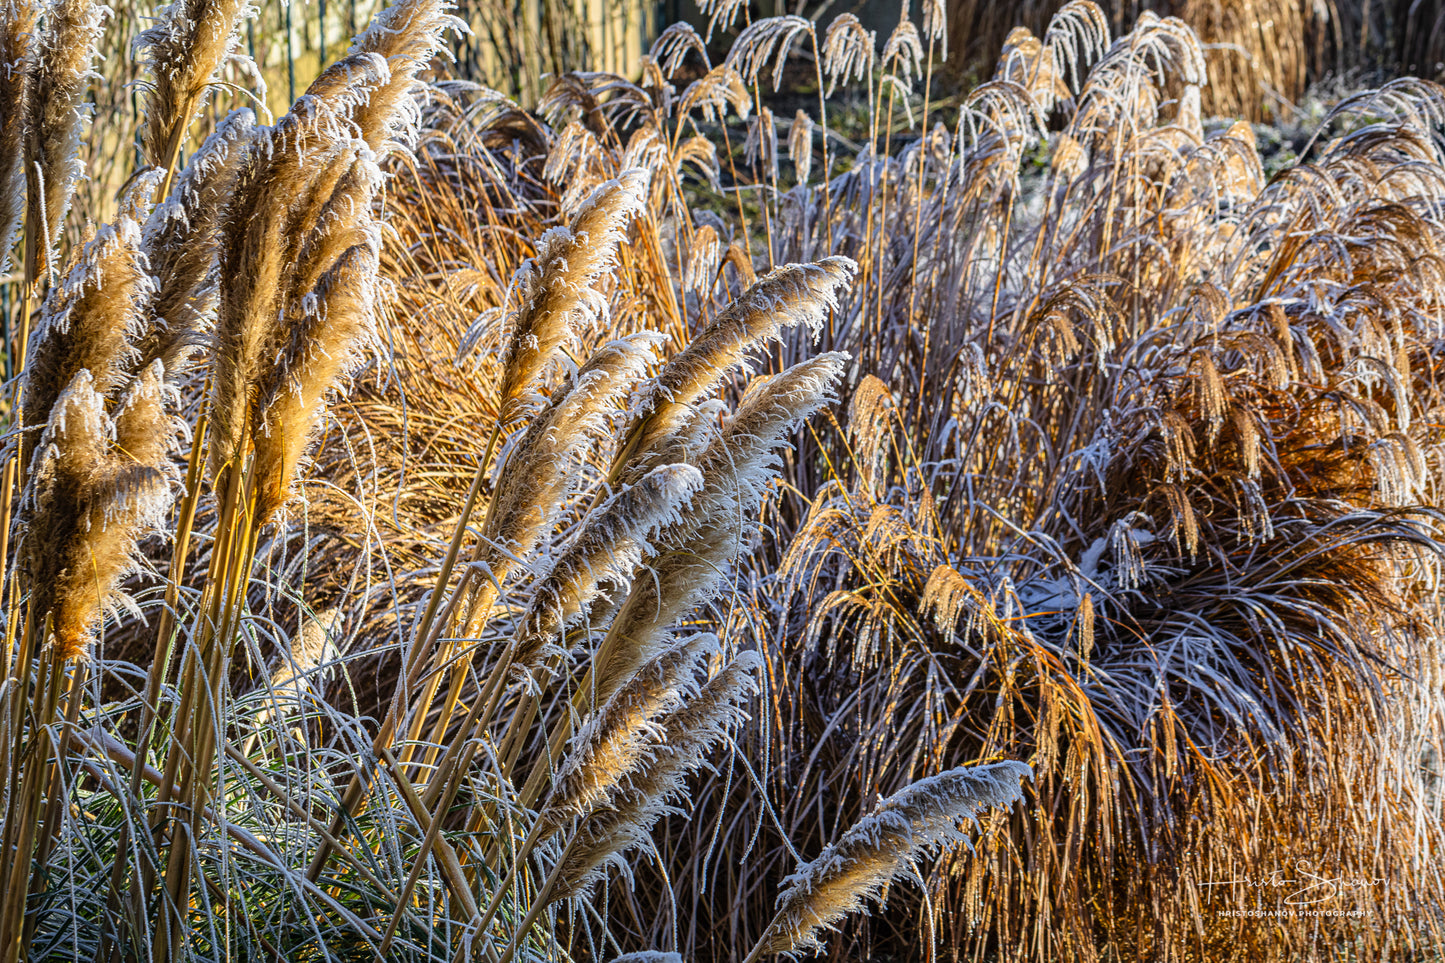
[24,0,106,279]
[493,169,649,423]
[17,362,182,660]
[541,634,718,828]
[21,218,153,447]
[0,0,39,273]
[479,333,661,592]
[135,0,253,171]
[512,463,704,675]
[594,352,847,707]
[138,109,257,380]
[553,650,762,899]
[209,0,453,508]
[788,110,814,185]
[640,256,855,415]
[750,761,1033,959]
[344,0,464,151]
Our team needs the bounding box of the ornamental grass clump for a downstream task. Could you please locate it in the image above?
[3,0,980,952]
[378,4,1444,960]
[8,0,1443,960]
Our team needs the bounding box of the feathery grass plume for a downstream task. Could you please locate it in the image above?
[594,352,848,706]
[18,361,179,659]
[543,634,717,826]
[480,332,661,586]
[134,0,251,170]
[252,236,379,522]
[345,0,462,151]
[515,463,704,674]
[23,0,105,280]
[16,369,109,651]
[21,216,152,441]
[207,132,353,488]
[0,0,38,272]
[553,650,762,900]
[137,108,256,378]
[753,762,1032,959]
[611,955,683,963]
[250,143,383,522]
[268,606,339,692]
[640,257,854,418]
[726,16,813,92]
[788,110,813,185]
[207,0,442,491]
[494,168,648,423]
[684,223,722,296]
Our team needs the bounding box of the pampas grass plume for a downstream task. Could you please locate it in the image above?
[495,169,648,421]
[554,650,762,899]
[0,0,38,272]
[136,0,251,169]
[754,761,1033,958]
[516,463,704,673]
[24,0,105,278]
[645,257,855,415]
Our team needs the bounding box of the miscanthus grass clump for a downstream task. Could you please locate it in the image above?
[0,0,1036,957]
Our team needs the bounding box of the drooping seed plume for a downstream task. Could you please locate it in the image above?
[542,634,717,826]
[595,352,848,706]
[345,0,460,151]
[18,361,180,660]
[209,0,452,503]
[22,216,153,446]
[480,332,662,582]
